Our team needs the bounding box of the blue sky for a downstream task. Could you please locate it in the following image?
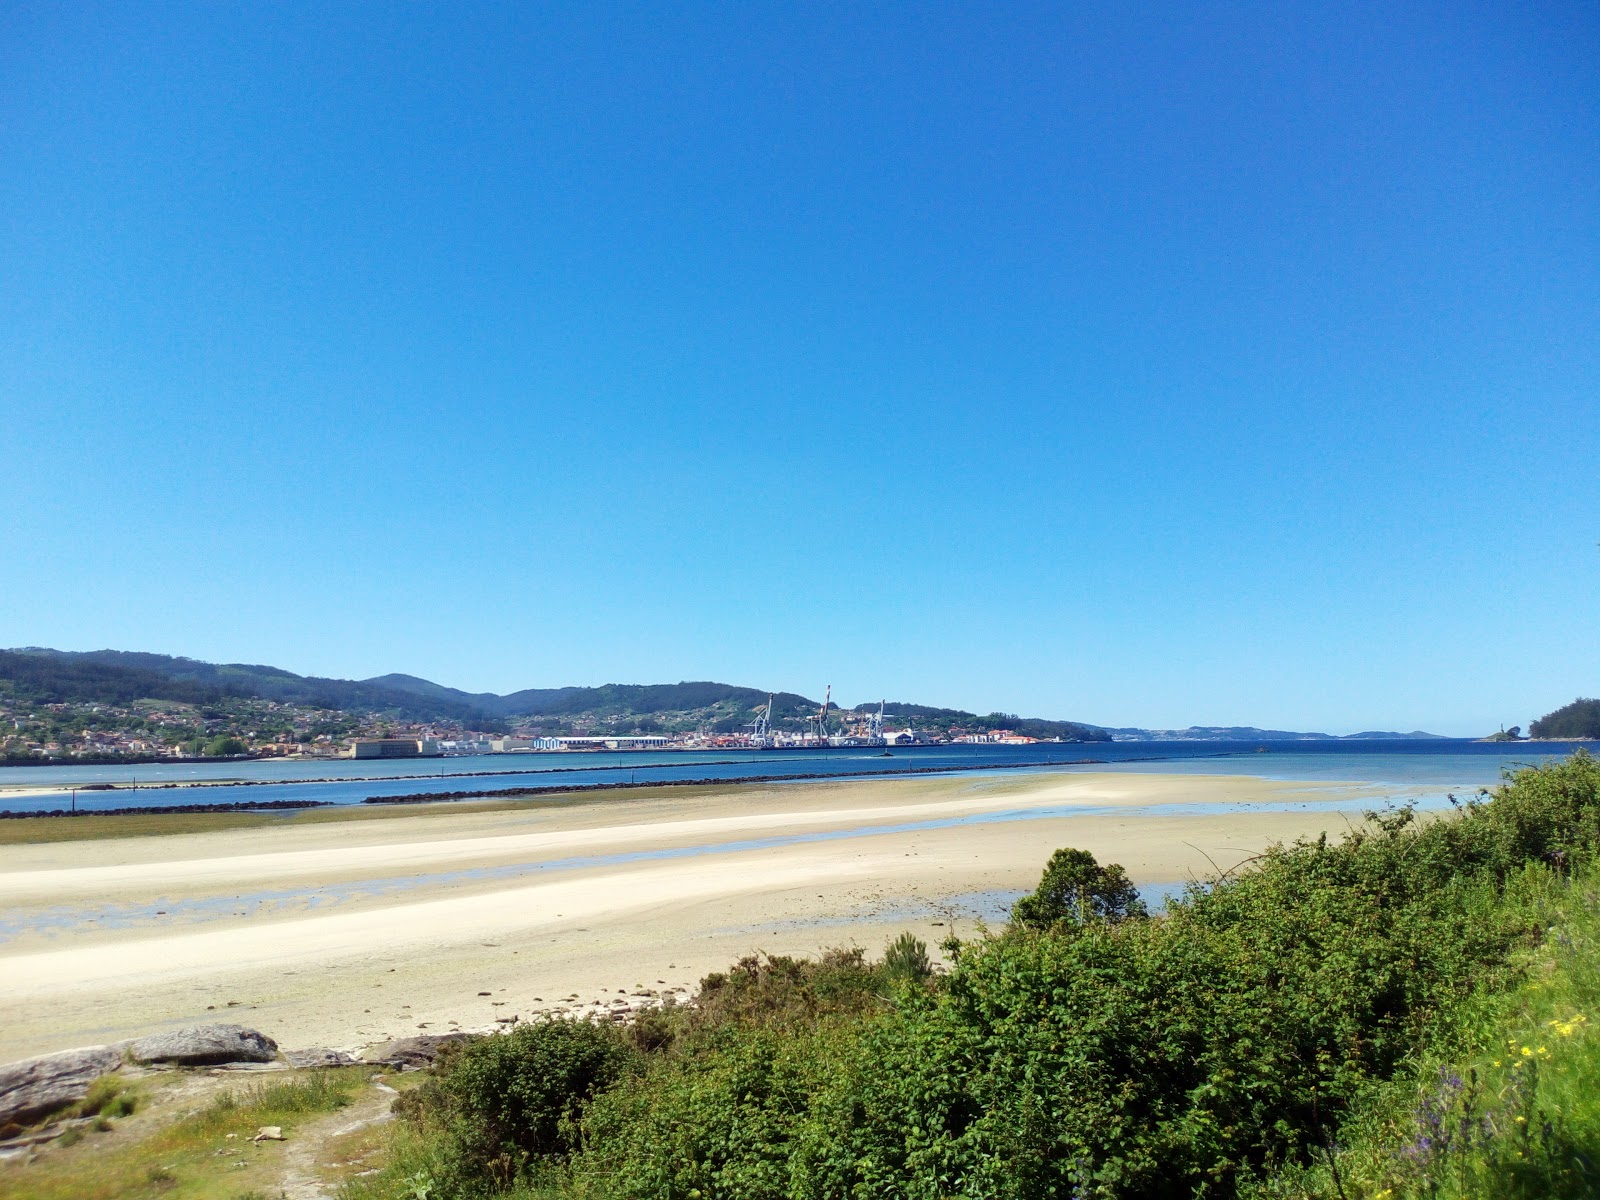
[2,2,1596,735]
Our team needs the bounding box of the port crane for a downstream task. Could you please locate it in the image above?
[744,696,775,747]
[806,685,832,746]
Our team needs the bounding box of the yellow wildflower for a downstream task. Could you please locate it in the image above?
[1521,1046,1534,1057]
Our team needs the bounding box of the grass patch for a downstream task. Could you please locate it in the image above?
[71,1074,139,1119]
[0,1068,367,1200]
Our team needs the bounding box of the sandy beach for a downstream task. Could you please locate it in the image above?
[0,771,1394,1063]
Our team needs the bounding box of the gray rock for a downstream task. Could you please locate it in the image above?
[362,1033,471,1070]
[129,1024,277,1066]
[283,1047,358,1068]
[0,1044,124,1128]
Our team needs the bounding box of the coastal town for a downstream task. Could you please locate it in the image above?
[0,690,1057,764]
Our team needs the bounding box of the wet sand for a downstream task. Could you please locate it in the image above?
[0,771,1391,1062]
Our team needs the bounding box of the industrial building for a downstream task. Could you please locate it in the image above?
[349,737,441,759]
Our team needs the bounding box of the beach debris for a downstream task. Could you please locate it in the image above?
[0,1044,125,1128]
[252,1125,285,1142]
[130,1024,277,1067]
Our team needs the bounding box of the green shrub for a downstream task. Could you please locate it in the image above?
[396,1020,634,1196]
[1010,847,1148,929]
[1249,853,1600,1198]
[690,948,886,1034]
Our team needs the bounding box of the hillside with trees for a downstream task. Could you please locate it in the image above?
[1531,697,1600,740]
[0,648,1112,760]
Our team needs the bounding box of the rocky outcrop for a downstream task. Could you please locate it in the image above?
[129,1024,278,1066]
[283,1047,358,1068]
[362,1033,471,1070]
[0,1044,124,1129]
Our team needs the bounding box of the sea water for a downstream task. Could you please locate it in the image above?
[0,739,1591,813]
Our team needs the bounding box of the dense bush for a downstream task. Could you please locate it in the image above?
[1010,845,1148,928]
[393,1020,635,1196]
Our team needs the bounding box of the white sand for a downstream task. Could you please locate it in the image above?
[0,772,1382,1062]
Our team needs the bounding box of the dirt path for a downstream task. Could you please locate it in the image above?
[275,1073,399,1200]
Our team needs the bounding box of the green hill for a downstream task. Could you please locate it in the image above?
[3,649,487,722]
[0,648,1110,741]
[1531,697,1600,740]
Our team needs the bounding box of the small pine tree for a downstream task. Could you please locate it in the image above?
[882,931,932,982]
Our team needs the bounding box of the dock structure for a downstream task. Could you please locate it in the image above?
[489,735,671,752]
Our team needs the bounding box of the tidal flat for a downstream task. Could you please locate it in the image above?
[0,771,1408,1062]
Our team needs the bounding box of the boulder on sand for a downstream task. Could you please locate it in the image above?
[130,1024,278,1066]
[362,1033,471,1070]
[0,1044,124,1129]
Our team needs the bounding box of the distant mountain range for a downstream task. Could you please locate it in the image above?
[1101,726,1451,742]
[0,647,1449,741]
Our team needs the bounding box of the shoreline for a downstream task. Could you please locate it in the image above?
[1,755,1254,814]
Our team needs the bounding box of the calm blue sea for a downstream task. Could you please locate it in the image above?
[1,739,1593,814]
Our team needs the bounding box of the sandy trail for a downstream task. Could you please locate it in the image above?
[0,771,1383,1062]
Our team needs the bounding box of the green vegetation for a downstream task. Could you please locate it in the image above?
[1009,845,1147,928]
[387,1022,635,1196]
[1251,861,1600,1198]
[0,1068,365,1200]
[343,753,1600,1200]
[1532,699,1600,741]
[72,1074,140,1120]
[880,932,933,984]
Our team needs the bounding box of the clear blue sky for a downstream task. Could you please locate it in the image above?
[2,2,1596,735]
